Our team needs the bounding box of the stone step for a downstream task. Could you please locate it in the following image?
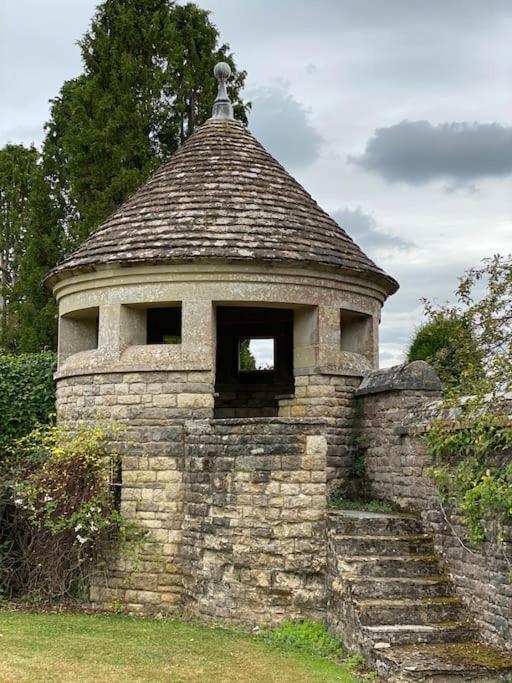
[364,622,478,647]
[339,555,441,578]
[375,642,512,682]
[330,533,434,556]
[348,576,452,600]
[355,597,465,627]
[327,510,423,537]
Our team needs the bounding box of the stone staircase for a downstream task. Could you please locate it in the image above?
[327,510,512,681]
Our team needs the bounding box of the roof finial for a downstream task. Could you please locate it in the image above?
[212,62,234,120]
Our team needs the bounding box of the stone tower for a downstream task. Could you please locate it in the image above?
[46,64,398,622]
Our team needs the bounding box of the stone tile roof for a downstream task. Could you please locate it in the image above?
[46,119,398,293]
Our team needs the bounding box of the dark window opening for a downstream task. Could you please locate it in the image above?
[147,306,182,344]
[215,306,294,418]
[340,308,372,357]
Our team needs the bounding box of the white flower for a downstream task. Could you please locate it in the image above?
[74,523,82,532]
[76,534,88,544]
[14,498,24,506]
[43,495,53,502]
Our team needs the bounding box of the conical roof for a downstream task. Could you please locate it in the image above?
[46,117,398,294]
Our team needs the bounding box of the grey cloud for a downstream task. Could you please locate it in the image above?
[0,125,44,148]
[378,257,477,365]
[206,0,511,42]
[331,207,414,253]
[249,85,322,169]
[350,121,512,184]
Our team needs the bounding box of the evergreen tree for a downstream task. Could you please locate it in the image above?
[0,145,40,352]
[15,165,64,352]
[2,1,248,353]
[45,0,249,248]
[239,338,257,371]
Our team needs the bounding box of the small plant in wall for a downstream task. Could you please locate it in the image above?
[0,422,142,602]
[422,255,512,552]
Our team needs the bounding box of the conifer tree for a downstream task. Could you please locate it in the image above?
[0,145,40,352]
[3,1,248,352]
[15,165,64,352]
[45,0,249,248]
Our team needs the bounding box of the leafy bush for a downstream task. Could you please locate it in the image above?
[0,352,56,452]
[426,407,512,544]
[408,314,483,389]
[0,422,136,601]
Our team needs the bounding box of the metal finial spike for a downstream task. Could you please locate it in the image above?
[212,62,234,120]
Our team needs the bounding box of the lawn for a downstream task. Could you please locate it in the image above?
[0,611,363,683]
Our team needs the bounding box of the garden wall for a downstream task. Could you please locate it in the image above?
[355,362,512,649]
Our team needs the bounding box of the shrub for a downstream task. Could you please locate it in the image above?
[423,255,512,548]
[0,352,56,453]
[0,422,136,601]
[408,314,482,390]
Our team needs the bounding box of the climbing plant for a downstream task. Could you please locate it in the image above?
[424,255,512,547]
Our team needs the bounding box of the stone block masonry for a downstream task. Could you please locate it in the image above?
[279,372,362,491]
[354,361,512,650]
[57,372,339,624]
[57,370,215,614]
[181,418,331,625]
[57,361,511,656]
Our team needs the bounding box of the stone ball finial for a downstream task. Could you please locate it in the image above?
[212,62,233,120]
[214,61,231,81]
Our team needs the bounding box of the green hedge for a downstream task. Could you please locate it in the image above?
[0,352,57,452]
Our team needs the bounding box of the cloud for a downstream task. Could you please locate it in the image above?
[331,207,414,254]
[378,256,480,366]
[248,85,322,169]
[0,125,44,148]
[349,120,512,185]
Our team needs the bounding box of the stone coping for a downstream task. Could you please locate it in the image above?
[355,361,442,397]
[199,416,335,426]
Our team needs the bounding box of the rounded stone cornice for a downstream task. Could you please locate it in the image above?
[52,260,390,313]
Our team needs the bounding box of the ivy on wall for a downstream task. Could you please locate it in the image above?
[417,255,512,550]
[426,405,512,546]
[0,352,57,452]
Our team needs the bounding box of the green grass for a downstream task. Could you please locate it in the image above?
[262,620,344,659]
[328,497,395,514]
[0,611,365,683]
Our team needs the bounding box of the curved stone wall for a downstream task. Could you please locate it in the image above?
[53,261,384,379]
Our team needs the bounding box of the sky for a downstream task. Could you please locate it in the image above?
[1,0,511,366]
